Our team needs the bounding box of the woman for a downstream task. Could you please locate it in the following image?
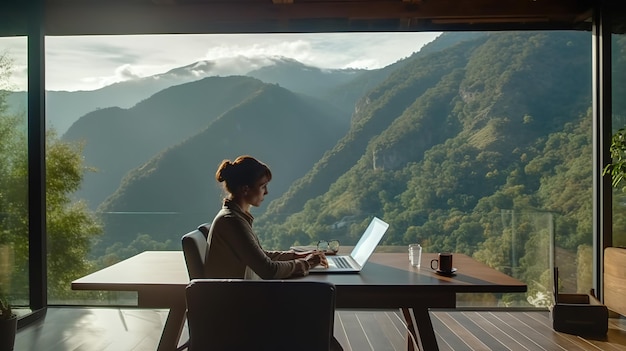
[205,155,328,279]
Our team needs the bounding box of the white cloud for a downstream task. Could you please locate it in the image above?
[1,32,441,92]
[211,56,277,76]
[203,40,313,62]
[81,62,167,89]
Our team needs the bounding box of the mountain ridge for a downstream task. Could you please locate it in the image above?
[93,82,348,252]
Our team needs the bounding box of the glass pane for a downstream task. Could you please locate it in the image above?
[0,36,30,315]
[44,31,592,308]
[612,31,626,248]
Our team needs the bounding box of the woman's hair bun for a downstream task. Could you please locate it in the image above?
[215,160,233,182]
[215,155,272,198]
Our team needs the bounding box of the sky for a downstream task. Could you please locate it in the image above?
[0,32,441,92]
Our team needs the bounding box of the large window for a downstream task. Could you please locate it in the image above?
[0,36,29,315]
[4,31,596,307]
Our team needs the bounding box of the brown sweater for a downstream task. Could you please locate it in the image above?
[204,199,309,279]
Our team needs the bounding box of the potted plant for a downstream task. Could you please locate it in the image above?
[0,295,17,351]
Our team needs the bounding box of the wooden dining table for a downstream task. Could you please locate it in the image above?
[71,250,526,351]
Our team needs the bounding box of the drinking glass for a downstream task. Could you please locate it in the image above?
[409,244,422,268]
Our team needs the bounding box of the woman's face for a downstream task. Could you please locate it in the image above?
[243,175,270,207]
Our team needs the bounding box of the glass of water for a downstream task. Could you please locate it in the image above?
[409,244,422,268]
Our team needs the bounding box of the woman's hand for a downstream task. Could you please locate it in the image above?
[305,251,329,269]
[293,250,313,259]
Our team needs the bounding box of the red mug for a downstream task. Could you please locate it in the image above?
[431,253,453,272]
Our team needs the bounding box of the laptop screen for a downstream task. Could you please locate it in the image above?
[350,217,389,266]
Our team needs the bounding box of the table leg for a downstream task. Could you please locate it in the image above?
[401,307,439,351]
[157,303,187,351]
[401,308,418,351]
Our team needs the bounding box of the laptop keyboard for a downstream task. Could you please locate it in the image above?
[334,256,351,269]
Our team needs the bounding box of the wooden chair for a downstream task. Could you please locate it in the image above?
[181,224,210,280]
[185,279,337,351]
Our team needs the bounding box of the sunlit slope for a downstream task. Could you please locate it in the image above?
[257,31,595,253]
[262,34,492,221]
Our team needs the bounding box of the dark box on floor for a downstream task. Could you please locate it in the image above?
[551,267,608,336]
[551,286,608,336]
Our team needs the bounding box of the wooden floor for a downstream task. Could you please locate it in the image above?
[430,310,626,351]
[13,308,626,351]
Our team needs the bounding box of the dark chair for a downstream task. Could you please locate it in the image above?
[185,279,337,351]
[181,224,210,280]
[178,224,212,351]
[196,222,210,239]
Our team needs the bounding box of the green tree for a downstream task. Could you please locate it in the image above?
[0,52,102,301]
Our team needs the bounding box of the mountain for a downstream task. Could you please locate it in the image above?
[418,32,487,55]
[61,43,468,211]
[245,58,366,114]
[7,56,359,135]
[7,60,223,134]
[64,76,343,209]
[315,32,488,118]
[5,34,463,136]
[94,83,348,252]
[67,31,502,253]
[255,31,595,256]
[262,33,491,220]
[6,56,394,136]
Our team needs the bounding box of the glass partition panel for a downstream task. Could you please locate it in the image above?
[460,210,556,307]
[41,31,592,308]
[612,31,626,247]
[0,36,30,315]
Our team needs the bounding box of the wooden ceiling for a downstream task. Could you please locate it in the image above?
[2,0,622,36]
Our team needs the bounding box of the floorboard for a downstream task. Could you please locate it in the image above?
[13,308,626,351]
[373,311,407,351]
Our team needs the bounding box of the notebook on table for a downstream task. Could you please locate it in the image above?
[309,216,389,274]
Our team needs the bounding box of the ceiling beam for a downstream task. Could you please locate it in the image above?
[39,0,593,35]
[0,0,596,35]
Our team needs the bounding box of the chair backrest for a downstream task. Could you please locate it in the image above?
[181,226,210,279]
[197,222,210,239]
[185,279,336,351]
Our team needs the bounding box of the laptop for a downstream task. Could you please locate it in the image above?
[309,217,389,274]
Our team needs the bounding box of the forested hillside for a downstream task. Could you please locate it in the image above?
[262,34,491,222]
[254,31,600,295]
